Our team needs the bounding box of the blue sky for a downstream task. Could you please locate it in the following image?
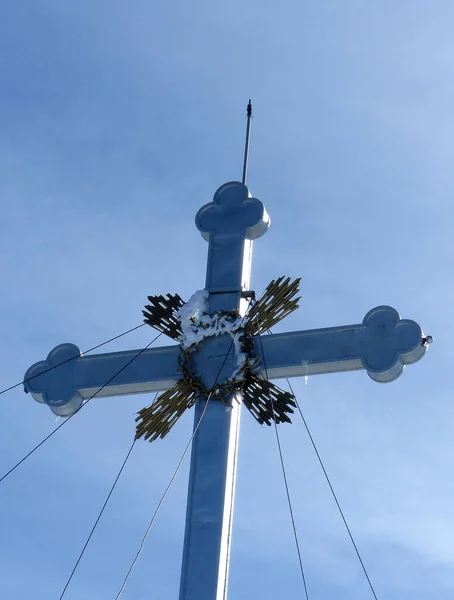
[0,1,451,598]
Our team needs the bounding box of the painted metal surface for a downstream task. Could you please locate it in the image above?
[24,343,180,416]
[179,182,268,600]
[24,305,427,417]
[23,180,429,599]
[257,305,427,383]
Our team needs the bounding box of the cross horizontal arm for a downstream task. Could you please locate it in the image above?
[255,305,428,383]
[24,342,180,416]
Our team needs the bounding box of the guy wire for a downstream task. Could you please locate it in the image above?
[0,332,163,483]
[256,317,310,600]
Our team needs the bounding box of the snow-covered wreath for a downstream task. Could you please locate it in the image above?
[175,290,258,400]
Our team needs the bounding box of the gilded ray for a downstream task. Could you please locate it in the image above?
[241,373,296,425]
[143,293,185,340]
[246,276,301,335]
[135,380,197,442]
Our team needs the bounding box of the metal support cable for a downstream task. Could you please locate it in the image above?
[58,437,138,599]
[114,305,253,599]
[256,324,310,600]
[284,376,379,600]
[0,323,146,399]
[113,394,211,600]
[264,326,378,598]
[0,332,163,484]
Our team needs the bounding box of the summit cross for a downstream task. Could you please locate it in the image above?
[24,113,430,600]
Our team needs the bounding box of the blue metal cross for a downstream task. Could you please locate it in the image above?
[24,181,429,599]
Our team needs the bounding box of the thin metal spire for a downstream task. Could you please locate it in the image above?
[242,99,252,185]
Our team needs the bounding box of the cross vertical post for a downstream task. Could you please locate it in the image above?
[178,181,270,600]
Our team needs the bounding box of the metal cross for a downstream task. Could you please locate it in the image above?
[24,182,429,599]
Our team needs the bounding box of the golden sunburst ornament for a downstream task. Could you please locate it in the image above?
[136,277,301,442]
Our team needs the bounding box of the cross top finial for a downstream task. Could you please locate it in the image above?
[195,181,270,242]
